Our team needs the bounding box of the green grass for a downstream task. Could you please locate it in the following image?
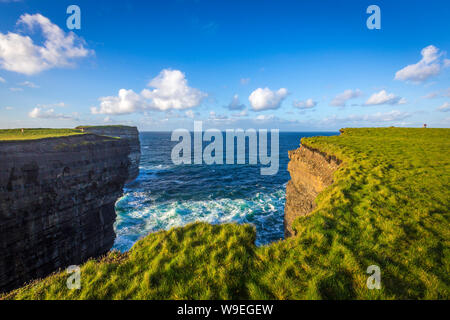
[75,125,133,130]
[2,223,257,300]
[0,129,84,141]
[2,127,449,300]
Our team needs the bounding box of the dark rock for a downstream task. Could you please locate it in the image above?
[0,127,140,293]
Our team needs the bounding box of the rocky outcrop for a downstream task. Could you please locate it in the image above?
[284,145,341,238]
[0,127,140,293]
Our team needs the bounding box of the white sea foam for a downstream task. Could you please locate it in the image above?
[113,187,286,251]
[139,164,173,171]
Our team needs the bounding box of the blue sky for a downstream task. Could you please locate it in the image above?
[0,0,449,131]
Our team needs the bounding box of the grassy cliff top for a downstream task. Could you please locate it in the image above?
[2,127,449,300]
[0,129,85,141]
[0,126,136,141]
[75,125,136,130]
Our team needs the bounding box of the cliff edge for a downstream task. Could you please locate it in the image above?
[284,144,341,237]
[0,126,140,293]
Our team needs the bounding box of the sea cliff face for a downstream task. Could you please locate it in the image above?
[284,144,341,238]
[0,127,140,292]
[78,126,141,183]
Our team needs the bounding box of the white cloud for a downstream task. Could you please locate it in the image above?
[0,14,91,75]
[5,106,13,110]
[226,94,246,110]
[293,98,317,109]
[92,89,144,115]
[255,114,276,121]
[395,45,448,83]
[365,90,407,106]
[209,111,228,120]
[28,107,76,119]
[141,69,207,111]
[9,87,23,92]
[323,110,411,124]
[248,87,288,111]
[368,111,410,122]
[330,89,363,107]
[437,102,450,112]
[0,76,5,83]
[19,80,39,88]
[92,69,206,115]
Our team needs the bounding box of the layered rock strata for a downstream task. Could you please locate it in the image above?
[284,145,341,238]
[0,127,140,292]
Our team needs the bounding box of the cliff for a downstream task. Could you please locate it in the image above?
[0,127,140,293]
[76,126,141,183]
[284,144,341,237]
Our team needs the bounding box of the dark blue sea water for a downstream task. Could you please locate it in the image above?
[113,132,338,252]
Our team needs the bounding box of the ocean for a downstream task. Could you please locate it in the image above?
[113,131,338,252]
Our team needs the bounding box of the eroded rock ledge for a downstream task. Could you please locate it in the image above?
[0,127,140,292]
[284,144,341,238]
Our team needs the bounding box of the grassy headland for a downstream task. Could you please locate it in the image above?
[75,125,132,130]
[2,127,449,300]
[0,129,85,141]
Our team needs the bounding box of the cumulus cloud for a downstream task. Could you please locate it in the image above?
[28,107,76,119]
[330,89,363,107]
[293,98,317,109]
[365,90,407,106]
[248,87,288,111]
[226,94,246,110]
[0,76,5,83]
[395,45,448,83]
[141,69,207,111]
[92,69,206,115]
[437,102,450,112]
[92,89,145,115]
[0,14,91,75]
